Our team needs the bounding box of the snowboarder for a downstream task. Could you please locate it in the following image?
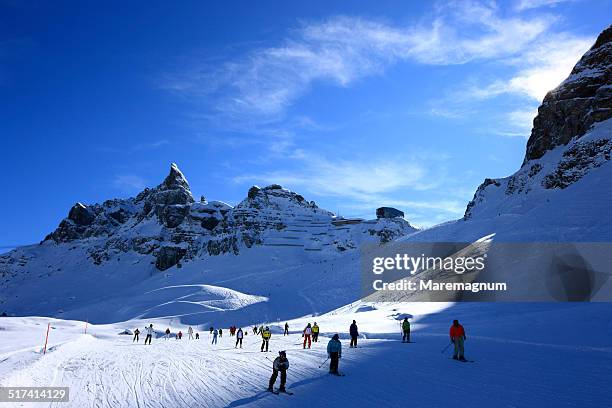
[188,326,194,340]
[261,326,271,352]
[212,329,218,345]
[133,328,140,343]
[402,318,411,343]
[327,334,342,375]
[195,333,200,340]
[450,320,467,361]
[165,328,171,340]
[349,320,358,348]
[144,324,154,345]
[312,322,320,342]
[303,323,312,349]
[219,328,223,338]
[267,350,289,393]
[284,322,289,336]
[235,328,244,348]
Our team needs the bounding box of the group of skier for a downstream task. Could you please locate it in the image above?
[133,317,469,394]
[301,322,320,348]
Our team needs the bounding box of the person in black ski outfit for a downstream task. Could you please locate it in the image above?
[349,320,358,348]
[133,328,140,343]
[284,322,289,336]
[268,350,289,393]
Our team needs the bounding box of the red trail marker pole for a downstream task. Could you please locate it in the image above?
[43,323,50,355]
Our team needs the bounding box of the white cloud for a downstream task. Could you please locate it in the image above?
[164,2,557,124]
[437,31,593,132]
[462,33,593,102]
[232,149,469,225]
[113,175,147,192]
[506,108,539,136]
[515,0,575,11]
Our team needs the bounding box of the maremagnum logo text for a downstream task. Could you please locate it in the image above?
[372,279,507,293]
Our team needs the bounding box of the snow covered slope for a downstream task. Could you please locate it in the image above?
[0,302,610,408]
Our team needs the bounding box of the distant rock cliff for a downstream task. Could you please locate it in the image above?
[35,164,416,271]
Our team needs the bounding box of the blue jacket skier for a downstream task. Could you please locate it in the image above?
[327,334,342,375]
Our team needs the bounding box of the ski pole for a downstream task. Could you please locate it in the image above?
[441,342,452,354]
[318,357,329,368]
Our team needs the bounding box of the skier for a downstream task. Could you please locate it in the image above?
[349,320,358,348]
[178,330,183,340]
[165,328,171,340]
[312,322,320,342]
[267,350,289,393]
[219,328,223,338]
[449,320,467,361]
[303,323,312,349]
[195,333,200,340]
[210,327,214,334]
[284,322,289,336]
[235,328,244,348]
[188,326,194,340]
[402,318,411,343]
[327,334,342,375]
[261,326,271,352]
[258,325,264,335]
[133,328,140,343]
[144,324,154,345]
[212,329,218,345]
[253,326,258,335]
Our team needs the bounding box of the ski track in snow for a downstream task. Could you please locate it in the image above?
[1,302,611,408]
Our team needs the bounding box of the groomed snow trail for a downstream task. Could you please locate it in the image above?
[1,302,611,408]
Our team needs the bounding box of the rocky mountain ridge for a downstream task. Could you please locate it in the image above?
[35,163,415,271]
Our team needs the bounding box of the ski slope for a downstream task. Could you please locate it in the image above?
[1,301,610,408]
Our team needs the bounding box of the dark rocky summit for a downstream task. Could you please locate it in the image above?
[525,25,612,163]
[464,25,612,219]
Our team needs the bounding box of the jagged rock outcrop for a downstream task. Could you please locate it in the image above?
[525,25,612,163]
[36,164,417,271]
[465,25,612,220]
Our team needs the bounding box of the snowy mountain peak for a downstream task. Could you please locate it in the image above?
[8,165,417,280]
[161,162,191,192]
[239,184,333,216]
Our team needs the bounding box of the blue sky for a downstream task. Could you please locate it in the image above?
[1,0,610,246]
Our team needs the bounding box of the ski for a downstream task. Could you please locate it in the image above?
[450,358,475,363]
[271,390,294,395]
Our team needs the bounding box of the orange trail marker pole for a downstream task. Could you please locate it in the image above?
[43,323,50,355]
